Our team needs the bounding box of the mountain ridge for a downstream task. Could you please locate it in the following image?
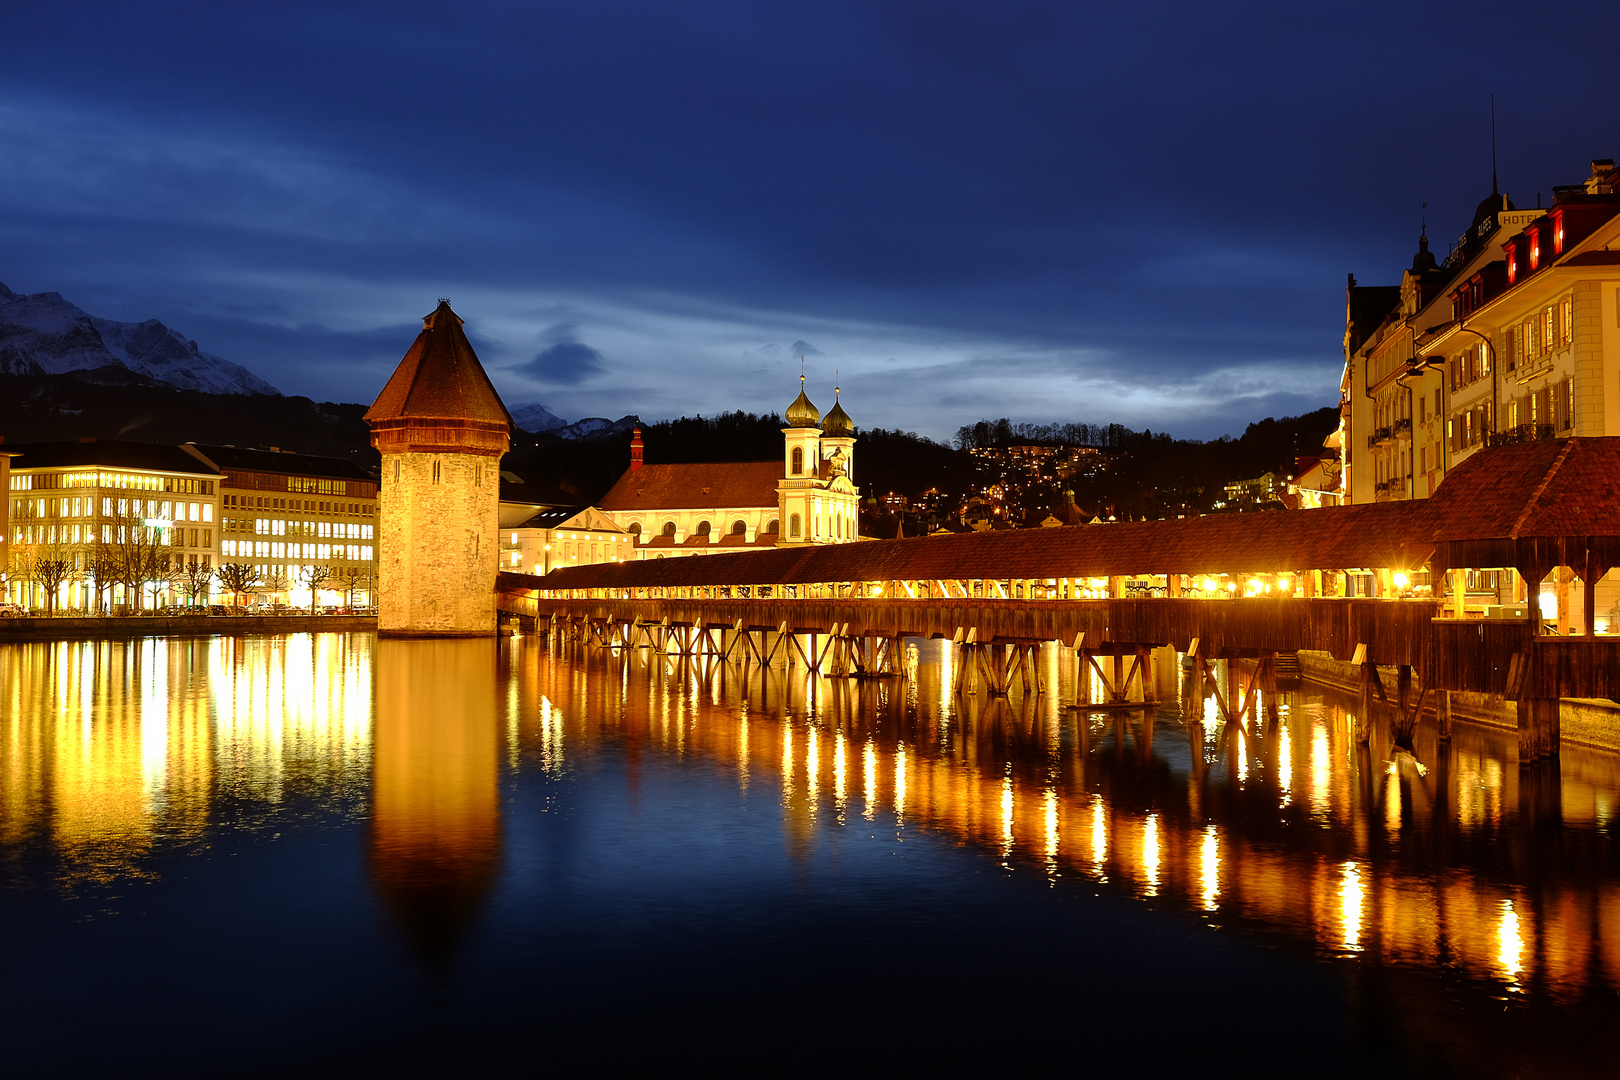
[0,281,279,396]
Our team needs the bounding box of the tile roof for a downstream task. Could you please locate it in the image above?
[1429,438,1620,540]
[598,460,782,512]
[365,301,512,428]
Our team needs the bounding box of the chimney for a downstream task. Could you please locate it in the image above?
[1589,159,1616,196]
[630,425,644,472]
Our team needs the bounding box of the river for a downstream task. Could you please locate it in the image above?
[1,632,1617,1076]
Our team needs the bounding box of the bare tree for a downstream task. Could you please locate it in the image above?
[261,568,291,607]
[15,532,74,614]
[103,502,168,612]
[333,564,372,607]
[178,561,215,608]
[145,556,181,610]
[299,564,332,613]
[216,562,259,610]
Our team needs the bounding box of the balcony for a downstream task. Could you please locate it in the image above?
[1488,424,1556,447]
[1393,417,1412,437]
[1367,426,1392,449]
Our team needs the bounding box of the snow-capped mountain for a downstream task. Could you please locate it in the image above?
[556,415,639,440]
[0,282,279,396]
[509,401,569,432]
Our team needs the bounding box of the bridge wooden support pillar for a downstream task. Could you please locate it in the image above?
[1436,690,1453,740]
[1353,645,1383,746]
[1078,646,1146,708]
[1255,653,1278,723]
[1517,698,1560,763]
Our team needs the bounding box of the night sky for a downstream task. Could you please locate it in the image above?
[4,2,1617,441]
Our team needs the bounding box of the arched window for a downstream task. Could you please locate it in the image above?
[695,520,711,536]
[731,520,746,535]
[627,522,641,538]
[791,446,803,475]
[766,518,779,535]
[661,521,676,536]
[790,513,801,538]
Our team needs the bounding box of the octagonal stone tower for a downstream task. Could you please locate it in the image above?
[366,301,512,636]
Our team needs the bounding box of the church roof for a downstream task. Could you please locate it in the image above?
[365,301,512,428]
[599,460,782,512]
[785,379,820,427]
[822,397,853,437]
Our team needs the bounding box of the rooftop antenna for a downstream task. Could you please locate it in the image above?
[1491,93,1499,196]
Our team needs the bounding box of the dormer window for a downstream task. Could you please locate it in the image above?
[1529,228,1540,270]
[1553,211,1565,254]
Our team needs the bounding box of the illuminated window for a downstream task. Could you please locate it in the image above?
[1561,297,1573,346]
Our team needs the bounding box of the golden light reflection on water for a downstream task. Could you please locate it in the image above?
[0,636,372,884]
[1340,861,1365,953]
[370,638,499,966]
[10,633,1620,1007]
[1200,825,1219,911]
[1042,786,1059,881]
[1498,899,1525,990]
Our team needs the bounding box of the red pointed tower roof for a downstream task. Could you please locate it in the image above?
[367,300,512,457]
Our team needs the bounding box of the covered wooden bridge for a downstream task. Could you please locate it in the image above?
[497,438,1620,761]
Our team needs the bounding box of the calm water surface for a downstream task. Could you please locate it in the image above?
[2,632,1619,1076]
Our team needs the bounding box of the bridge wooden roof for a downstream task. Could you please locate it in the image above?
[1427,437,1620,581]
[517,438,1620,593]
[522,498,1439,590]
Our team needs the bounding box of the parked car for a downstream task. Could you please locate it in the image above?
[0,602,25,618]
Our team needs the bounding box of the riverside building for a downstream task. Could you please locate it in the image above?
[182,443,378,608]
[2,438,223,611]
[1341,156,1620,619]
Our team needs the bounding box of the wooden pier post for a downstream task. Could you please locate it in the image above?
[1517,698,1560,763]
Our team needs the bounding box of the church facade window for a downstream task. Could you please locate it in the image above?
[791,447,803,475]
[790,513,801,538]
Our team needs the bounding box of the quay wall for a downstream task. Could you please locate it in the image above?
[1297,650,1620,753]
[0,615,378,641]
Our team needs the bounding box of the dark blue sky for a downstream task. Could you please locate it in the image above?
[4,1,1617,440]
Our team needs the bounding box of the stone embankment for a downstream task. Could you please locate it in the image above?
[0,615,378,641]
[1297,649,1620,753]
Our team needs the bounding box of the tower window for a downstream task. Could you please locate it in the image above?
[790,513,801,538]
[731,520,746,535]
[661,521,676,536]
[791,446,803,475]
[432,459,442,484]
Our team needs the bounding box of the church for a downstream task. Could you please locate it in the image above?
[597,377,862,557]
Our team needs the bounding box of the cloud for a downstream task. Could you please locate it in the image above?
[790,340,823,356]
[520,340,608,384]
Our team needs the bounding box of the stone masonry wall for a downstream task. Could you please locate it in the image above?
[378,450,498,636]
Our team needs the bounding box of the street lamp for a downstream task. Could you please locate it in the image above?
[1447,324,1499,444]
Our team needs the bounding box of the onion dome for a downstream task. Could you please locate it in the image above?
[822,386,853,437]
[785,374,820,427]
